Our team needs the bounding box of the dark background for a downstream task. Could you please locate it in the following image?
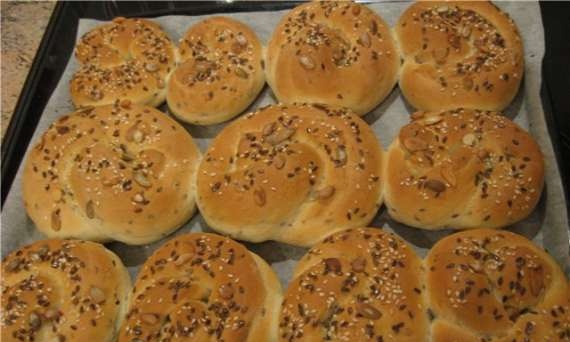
[540,1,570,213]
[2,1,569,211]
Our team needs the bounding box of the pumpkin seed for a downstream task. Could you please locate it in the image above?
[85,200,95,219]
[254,188,266,206]
[314,186,335,200]
[299,55,315,70]
[403,137,427,152]
[356,303,382,320]
[134,172,152,188]
[462,133,476,146]
[90,286,105,304]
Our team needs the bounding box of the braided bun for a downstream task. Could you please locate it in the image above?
[384,108,544,230]
[196,103,384,246]
[167,17,265,125]
[118,233,282,342]
[266,2,399,115]
[280,228,427,341]
[280,227,570,341]
[426,229,569,341]
[23,103,201,244]
[395,1,524,111]
[71,17,177,108]
[1,239,131,342]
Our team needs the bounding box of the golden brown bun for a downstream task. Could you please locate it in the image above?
[384,109,544,230]
[23,103,201,245]
[196,103,384,247]
[395,1,524,111]
[167,16,265,125]
[280,228,428,341]
[266,2,399,116]
[71,17,177,108]
[426,229,569,341]
[118,233,282,342]
[1,239,131,342]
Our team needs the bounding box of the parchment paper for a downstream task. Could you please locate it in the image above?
[2,1,569,287]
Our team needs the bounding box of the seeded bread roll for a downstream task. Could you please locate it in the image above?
[425,229,569,341]
[71,17,177,108]
[118,233,282,342]
[266,2,399,116]
[167,16,265,125]
[384,109,544,230]
[395,1,524,111]
[23,103,201,245]
[280,228,428,341]
[196,103,384,247]
[1,239,131,342]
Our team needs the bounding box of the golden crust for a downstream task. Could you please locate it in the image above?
[384,109,544,230]
[71,17,177,108]
[22,104,201,245]
[167,16,265,125]
[395,1,524,111]
[425,229,569,341]
[118,233,282,342]
[1,239,131,342]
[279,228,569,341]
[280,228,428,341]
[266,2,400,115]
[196,103,384,247]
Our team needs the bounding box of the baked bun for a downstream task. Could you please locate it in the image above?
[167,16,265,125]
[196,103,384,246]
[23,103,201,245]
[118,233,282,342]
[71,17,177,108]
[280,228,428,341]
[425,229,569,341]
[266,2,399,116]
[395,1,524,111]
[384,108,544,230]
[1,239,131,342]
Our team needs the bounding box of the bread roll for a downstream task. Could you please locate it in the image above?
[395,1,524,111]
[1,239,131,342]
[280,228,428,341]
[71,17,177,108]
[266,2,399,116]
[23,103,201,244]
[384,108,544,230]
[118,232,282,342]
[425,229,569,341]
[196,103,384,246]
[280,227,570,341]
[167,16,265,125]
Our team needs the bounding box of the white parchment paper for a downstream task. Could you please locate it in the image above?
[2,1,569,287]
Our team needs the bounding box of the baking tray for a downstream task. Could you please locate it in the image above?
[1,1,568,241]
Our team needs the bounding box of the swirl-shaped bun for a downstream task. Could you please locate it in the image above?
[426,229,569,341]
[1,239,131,342]
[280,227,570,341]
[71,17,177,108]
[280,228,427,341]
[395,1,524,111]
[167,17,265,125]
[266,2,399,115]
[118,233,282,342]
[384,109,544,230]
[23,103,201,244]
[196,104,384,246]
